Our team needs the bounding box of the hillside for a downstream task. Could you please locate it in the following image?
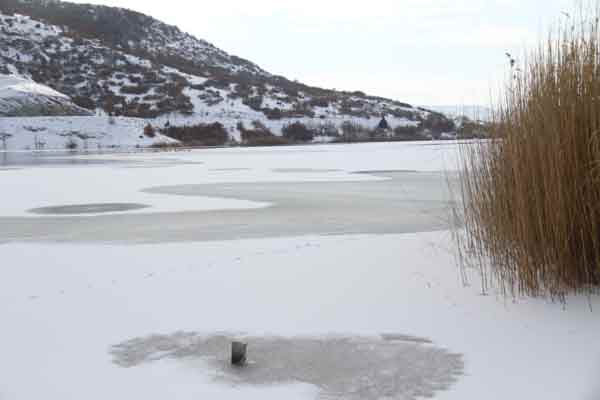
[0,0,455,141]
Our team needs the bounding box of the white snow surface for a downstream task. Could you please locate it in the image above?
[0,74,87,117]
[0,74,68,100]
[1,233,599,400]
[0,142,599,400]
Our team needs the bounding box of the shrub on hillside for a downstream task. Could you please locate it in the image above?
[238,121,291,146]
[393,125,421,140]
[121,84,151,95]
[421,112,455,137]
[282,122,315,142]
[456,117,488,139]
[388,108,416,119]
[308,97,331,108]
[162,123,229,147]
[263,107,284,120]
[291,102,316,118]
[143,123,156,138]
[340,121,370,141]
[311,121,339,137]
[72,95,96,110]
[457,9,600,298]
[243,95,263,111]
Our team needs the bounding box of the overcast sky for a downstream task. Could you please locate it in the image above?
[70,0,573,106]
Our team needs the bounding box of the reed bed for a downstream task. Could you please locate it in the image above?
[457,4,600,298]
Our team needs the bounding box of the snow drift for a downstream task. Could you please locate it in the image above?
[0,74,91,117]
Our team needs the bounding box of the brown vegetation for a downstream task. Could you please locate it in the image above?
[162,123,229,147]
[238,121,291,146]
[457,6,600,298]
[143,123,156,138]
[282,122,316,142]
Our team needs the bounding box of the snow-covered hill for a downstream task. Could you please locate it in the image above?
[0,74,176,150]
[0,0,454,141]
[0,74,90,116]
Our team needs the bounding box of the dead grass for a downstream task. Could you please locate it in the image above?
[457,3,600,298]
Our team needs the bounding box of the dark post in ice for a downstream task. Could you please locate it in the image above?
[231,341,247,366]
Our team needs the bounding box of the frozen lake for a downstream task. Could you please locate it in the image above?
[0,142,460,243]
[0,170,457,243]
[1,142,598,400]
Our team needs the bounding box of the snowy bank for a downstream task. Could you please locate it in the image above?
[0,116,179,151]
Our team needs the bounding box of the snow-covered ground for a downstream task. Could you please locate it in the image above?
[0,142,598,400]
[0,74,89,118]
[0,74,68,100]
[0,115,179,150]
[0,111,417,150]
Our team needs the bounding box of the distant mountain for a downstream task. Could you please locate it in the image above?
[0,0,454,137]
[425,105,492,122]
[0,73,90,116]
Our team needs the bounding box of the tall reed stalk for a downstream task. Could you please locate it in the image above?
[457,4,600,298]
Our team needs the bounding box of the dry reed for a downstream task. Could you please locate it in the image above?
[457,3,600,298]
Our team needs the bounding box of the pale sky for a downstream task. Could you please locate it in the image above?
[70,0,573,106]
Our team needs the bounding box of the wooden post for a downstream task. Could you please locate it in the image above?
[231,341,247,366]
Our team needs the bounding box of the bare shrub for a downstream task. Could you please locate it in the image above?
[121,84,150,95]
[143,123,156,138]
[162,123,229,147]
[238,121,291,146]
[457,5,600,298]
[393,125,421,141]
[282,122,315,142]
[340,121,370,141]
[420,112,455,139]
[456,117,488,139]
[306,121,339,137]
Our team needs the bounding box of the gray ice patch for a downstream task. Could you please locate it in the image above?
[28,203,150,215]
[110,332,464,400]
